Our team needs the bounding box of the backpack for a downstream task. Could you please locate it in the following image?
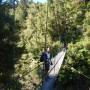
[40,52,47,62]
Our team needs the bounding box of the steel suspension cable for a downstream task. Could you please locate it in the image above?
[13,0,16,62]
[45,1,48,50]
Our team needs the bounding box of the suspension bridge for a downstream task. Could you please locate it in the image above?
[40,48,66,90]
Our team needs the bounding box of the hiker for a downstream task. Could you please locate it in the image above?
[40,47,52,74]
[64,42,67,48]
[61,32,68,49]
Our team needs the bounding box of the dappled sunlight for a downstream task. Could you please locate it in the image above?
[0,0,90,90]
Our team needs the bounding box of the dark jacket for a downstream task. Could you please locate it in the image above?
[40,52,52,65]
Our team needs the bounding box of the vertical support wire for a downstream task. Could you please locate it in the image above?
[13,0,16,62]
[36,14,40,83]
[45,1,48,50]
[41,1,49,85]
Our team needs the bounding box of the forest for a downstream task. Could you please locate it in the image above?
[0,0,90,90]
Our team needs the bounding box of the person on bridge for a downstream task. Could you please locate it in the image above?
[60,32,68,49]
[40,47,53,74]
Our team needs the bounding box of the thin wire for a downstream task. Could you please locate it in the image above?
[45,2,48,50]
[41,1,49,84]
[71,67,90,79]
[80,73,90,79]
[13,0,16,61]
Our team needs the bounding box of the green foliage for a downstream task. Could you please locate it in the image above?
[0,0,90,90]
[49,0,90,89]
[0,3,23,90]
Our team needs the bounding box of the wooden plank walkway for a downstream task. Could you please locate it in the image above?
[41,48,66,90]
